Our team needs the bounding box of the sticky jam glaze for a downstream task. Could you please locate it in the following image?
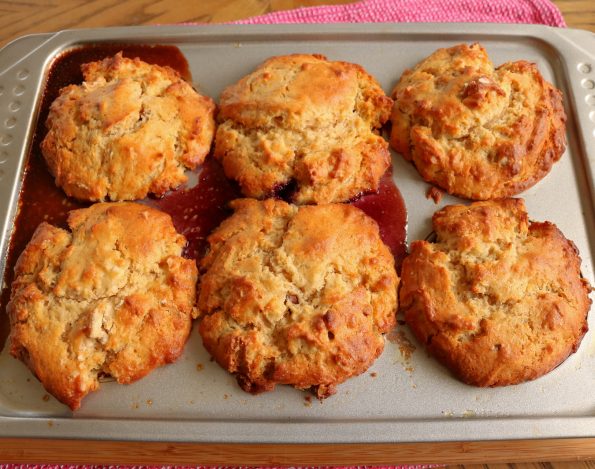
[0,45,408,349]
[352,169,408,269]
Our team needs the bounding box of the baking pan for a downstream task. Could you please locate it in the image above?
[0,23,593,444]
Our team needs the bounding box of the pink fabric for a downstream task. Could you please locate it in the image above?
[233,0,565,27]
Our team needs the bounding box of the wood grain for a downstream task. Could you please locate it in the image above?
[1,438,595,465]
[0,0,357,48]
[0,0,594,466]
[553,0,595,31]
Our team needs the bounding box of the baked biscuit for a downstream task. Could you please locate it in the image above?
[400,199,590,386]
[198,199,398,397]
[7,202,198,410]
[390,43,566,200]
[215,54,393,204]
[42,52,216,201]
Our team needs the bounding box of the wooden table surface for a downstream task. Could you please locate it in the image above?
[0,0,594,467]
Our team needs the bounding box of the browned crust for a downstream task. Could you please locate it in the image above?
[399,198,591,386]
[390,44,567,200]
[7,202,198,409]
[41,52,216,201]
[214,54,393,204]
[198,199,398,396]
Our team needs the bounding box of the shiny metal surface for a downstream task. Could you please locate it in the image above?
[0,23,593,443]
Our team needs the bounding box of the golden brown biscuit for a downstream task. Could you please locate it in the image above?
[390,43,566,200]
[198,199,398,397]
[215,54,393,204]
[42,52,216,201]
[7,202,198,410]
[400,199,590,386]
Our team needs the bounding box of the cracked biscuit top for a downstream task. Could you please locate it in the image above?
[7,202,198,410]
[198,199,398,397]
[390,43,566,200]
[400,199,590,386]
[214,54,393,204]
[41,52,216,201]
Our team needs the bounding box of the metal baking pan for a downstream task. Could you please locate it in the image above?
[0,23,593,444]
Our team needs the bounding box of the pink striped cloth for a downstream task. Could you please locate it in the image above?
[234,0,566,26]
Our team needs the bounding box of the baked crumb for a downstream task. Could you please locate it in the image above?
[426,186,443,204]
[387,329,416,361]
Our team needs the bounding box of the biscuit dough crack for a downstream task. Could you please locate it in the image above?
[41,52,216,202]
[400,199,590,386]
[7,202,198,410]
[198,199,398,397]
[215,54,392,204]
[391,43,566,199]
